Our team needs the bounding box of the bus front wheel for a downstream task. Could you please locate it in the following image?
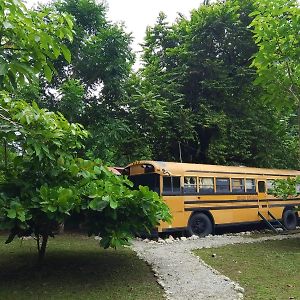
[187,213,213,237]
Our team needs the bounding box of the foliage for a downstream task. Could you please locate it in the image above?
[137,0,299,168]
[29,0,141,165]
[250,0,300,109]
[57,79,85,123]
[0,0,73,89]
[269,176,300,200]
[22,0,299,168]
[0,95,171,259]
[0,0,171,262]
[251,0,300,198]
[54,0,134,95]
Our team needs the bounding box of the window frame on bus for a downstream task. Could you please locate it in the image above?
[183,176,198,194]
[198,177,214,194]
[231,178,245,194]
[162,176,181,195]
[266,179,275,193]
[245,178,256,193]
[216,177,230,194]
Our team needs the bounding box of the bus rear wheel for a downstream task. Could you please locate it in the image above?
[282,209,297,230]
[187,213,213,237]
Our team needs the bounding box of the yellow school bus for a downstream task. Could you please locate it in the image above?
[124,161,300,236]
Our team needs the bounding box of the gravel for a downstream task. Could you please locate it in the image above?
[132,232,300,300]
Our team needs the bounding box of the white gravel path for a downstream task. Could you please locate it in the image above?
[132,233,300,300]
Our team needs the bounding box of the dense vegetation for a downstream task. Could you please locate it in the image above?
[13,0,299,168]
[0,0,170,261]
[0,0,299,259]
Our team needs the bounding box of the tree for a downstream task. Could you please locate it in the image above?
[29,0,142,165]
[250,0,300,145]
[0,0,171,263]
[137,0,299,168]
[0,96,170,262]
[250,0,300,203]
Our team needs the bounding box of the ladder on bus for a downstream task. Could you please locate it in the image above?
[258,211,287,233]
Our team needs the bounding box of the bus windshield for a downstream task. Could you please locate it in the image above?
[128,174,160,194]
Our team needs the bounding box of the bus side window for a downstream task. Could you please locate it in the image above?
[266,179,274,193]
[232,178,245,193]
[183,176,197,194]
[199,177,214,194]
[216,178,230,193]
[258,181,266,193]
[163,176,181,194]
[245,179,256,193]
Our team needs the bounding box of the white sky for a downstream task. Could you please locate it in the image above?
[26,0,202,65]
[105,0,201,53]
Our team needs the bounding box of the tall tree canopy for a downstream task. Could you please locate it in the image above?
[23,0,137,165]
[134,0,299,168]
[14,0,299,169]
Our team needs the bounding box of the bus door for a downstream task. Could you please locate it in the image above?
[257,180,268,214]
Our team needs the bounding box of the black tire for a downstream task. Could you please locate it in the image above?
[282,209,297,230]
[187,213,213,237]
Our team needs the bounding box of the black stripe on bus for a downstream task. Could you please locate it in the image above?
[185,205,259,211]
[184,198,300,205]
[163,192,258,196]
[265,197,300,202]
[185,200,259,204]
[184,203,300,212]
[269,203,300,208]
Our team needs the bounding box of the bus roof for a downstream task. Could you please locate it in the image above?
[125,160,300,177]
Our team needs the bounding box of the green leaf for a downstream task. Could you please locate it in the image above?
[58,188,73,204]
[0,63,8,76]
[64,14,73,29]
[17,211,26,222]
[7,208,17,219]
[44,65,53,82]
[48,206,57,212]
[88,198,108,211]
[109,198,118,209]
[61,45,71,63]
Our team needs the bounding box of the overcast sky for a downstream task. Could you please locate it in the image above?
[26,0,202,64]
[105,0,202,51]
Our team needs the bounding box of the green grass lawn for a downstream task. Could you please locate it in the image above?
[194,238,300,300]
[0,234,164,300]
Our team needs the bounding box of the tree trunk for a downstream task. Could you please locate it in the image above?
[37,234,48,266]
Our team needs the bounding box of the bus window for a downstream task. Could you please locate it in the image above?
[216,178,230,193]
[246,179,256,193]
[232,178,245,193]
[266,179,274,193]
[163,176,181,194]
[183,176,197,194]
[129,174,160,193]
[199,178,214,194]
[258,181,266,193]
